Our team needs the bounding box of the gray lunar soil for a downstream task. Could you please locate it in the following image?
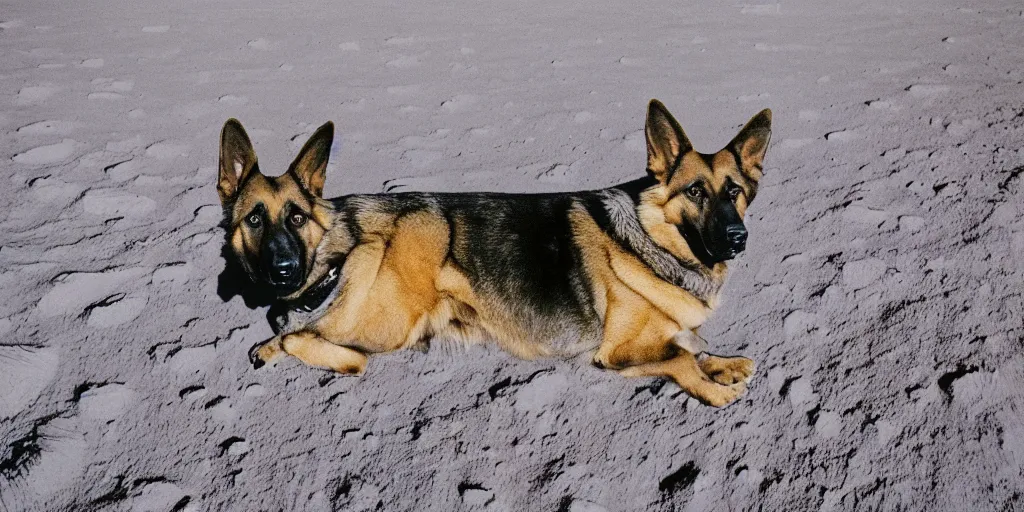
[1,0,1023,510]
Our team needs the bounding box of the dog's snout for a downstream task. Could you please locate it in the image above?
[725,224,747,248]
[261,228,304,291]
[271,258,298,280]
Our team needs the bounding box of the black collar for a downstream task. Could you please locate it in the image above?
[288,266,341,312]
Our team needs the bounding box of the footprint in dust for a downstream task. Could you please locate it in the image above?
[221,437,250,457]
[842,202,889,226]
[92,78,133,92]
[15,84,60,105]
[85,293,149,328]
[387,84,420,95]
[247,38,271,50]
[102,158,139,182]
[81,189,157,220]
[385,36,416,46]
[205,396,237,425]
[0,19,26,30]
[218,94,248,105]
[622,130,645,152]
[783,310,818,341]
[841,257,888,290]
[131,481,194,512]
[166,343,217,377]
[75,383,139,422]
[88,78,133,100]
[905,84,949,97]
[29,175,85,206]
[0,345,60,418]
[16,120,74,135]
[12,139,79,166]
[945,118,981,137]
[386,55,419,68]
[898,215,925,233]
[37,267,149,318]
[145,140,190,159]
[440,96,479,113]
[741,4,780,14]
[153,262,195,286]
[243,383,266,399]
[864,99,899,111]
[573,111,594,123]
[824,129,859,142]
[468,126,492,137]
[778,138,815,152]
[179,385,207,404]
[400,149,443,170]
[88,91,122,100]
[798,109,820,121]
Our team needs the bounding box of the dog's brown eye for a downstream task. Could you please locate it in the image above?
[687,185,705,199]
[290,213,307,227]
[246,213,262,227]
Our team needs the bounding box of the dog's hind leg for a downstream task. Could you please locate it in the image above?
[619,350,746,407]
[280,331,368,375]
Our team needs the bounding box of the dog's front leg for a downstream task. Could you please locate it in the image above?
[251,331,367,375]
[674,329,756,386]
[249,336,286,369]
[619,350,747,407]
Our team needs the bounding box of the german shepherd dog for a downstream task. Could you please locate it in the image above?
[217,100,771,407]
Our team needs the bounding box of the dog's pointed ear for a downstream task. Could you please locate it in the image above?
[289,121,334,198]
[219,119,258,204]
[645,99,692,183]
[728,109,772,182]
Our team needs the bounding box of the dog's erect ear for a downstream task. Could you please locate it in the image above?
[728,109,772,183]
[219,119,258,204]
[645,99,692,184]
[289,121,334,198]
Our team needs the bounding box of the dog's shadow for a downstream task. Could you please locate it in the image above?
[216,245,288,334]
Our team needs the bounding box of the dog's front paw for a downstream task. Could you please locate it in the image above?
[248,338,285,369]
[696,381,747,408]
[699,355,755,386]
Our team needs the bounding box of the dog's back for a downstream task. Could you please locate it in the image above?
[326,190,607,358]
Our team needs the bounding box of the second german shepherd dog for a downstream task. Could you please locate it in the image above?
[217,100,771,407]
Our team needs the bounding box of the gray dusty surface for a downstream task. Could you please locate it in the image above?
[1,0,1022,510]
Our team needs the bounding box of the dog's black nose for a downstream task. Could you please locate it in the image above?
[725,224,747,249]
[271,259,298,280]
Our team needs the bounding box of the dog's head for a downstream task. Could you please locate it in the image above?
[640,99,771,266]
[217,119,335,298]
